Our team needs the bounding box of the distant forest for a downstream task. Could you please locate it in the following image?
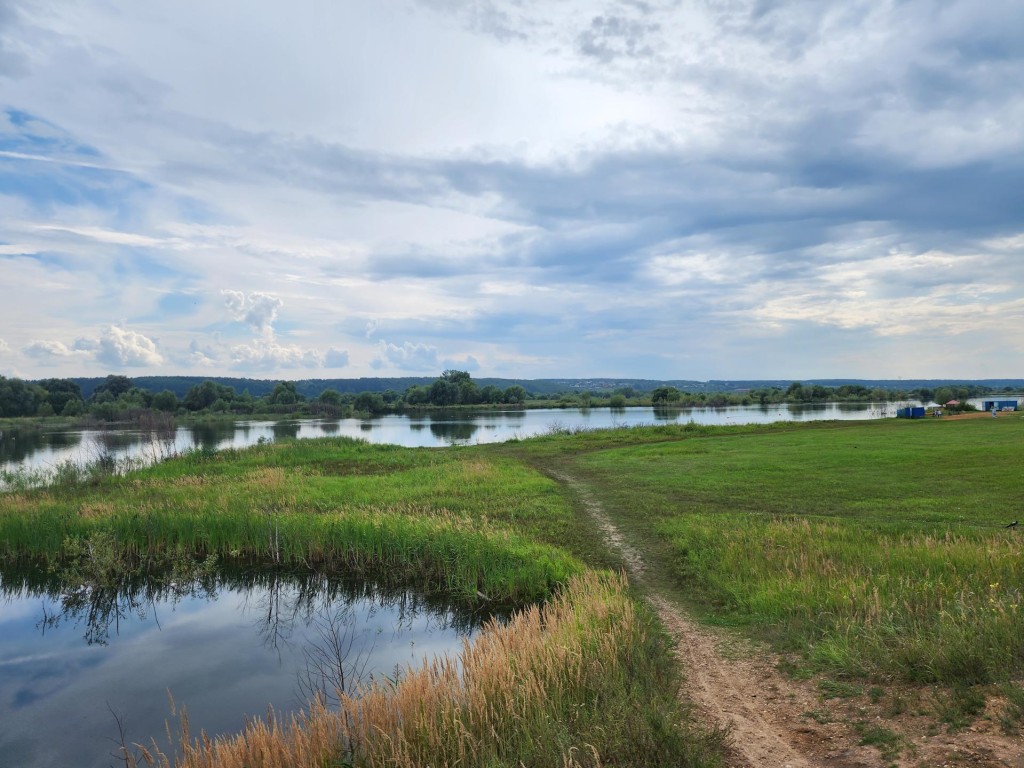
[1,371,1020,421]
[66,374,1024,400]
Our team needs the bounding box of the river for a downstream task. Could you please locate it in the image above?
[1,401,920,483]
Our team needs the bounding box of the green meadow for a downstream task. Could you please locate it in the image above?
[1,415,1022,765]
[502,417,1024,686]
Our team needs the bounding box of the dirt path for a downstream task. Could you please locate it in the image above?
[550,470,1024,768]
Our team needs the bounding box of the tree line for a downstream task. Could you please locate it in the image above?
[0,372,1004,421]
[0,371,527,420]
[647,382,995,407]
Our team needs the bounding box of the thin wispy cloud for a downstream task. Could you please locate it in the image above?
[0,0,1021,380]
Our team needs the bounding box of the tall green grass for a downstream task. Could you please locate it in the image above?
[0,439,587,603]
[658,515,1023,683]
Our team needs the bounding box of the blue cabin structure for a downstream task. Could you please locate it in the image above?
[982,399,1019,412]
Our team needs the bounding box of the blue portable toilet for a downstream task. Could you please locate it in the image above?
[896,406,925,419]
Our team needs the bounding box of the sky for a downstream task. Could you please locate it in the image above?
[1,0,1022,382]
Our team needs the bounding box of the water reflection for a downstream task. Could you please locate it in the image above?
[0,427,82,463]
[191,421,239,451]
[652,405,678,422]
[429,421,480,443]
[271,421,301,440]
[0,566,494,768]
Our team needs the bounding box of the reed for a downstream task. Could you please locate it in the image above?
[118,572,722,768]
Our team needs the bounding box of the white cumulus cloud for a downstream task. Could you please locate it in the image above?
[229,338,324,370]
[371,340,440,372]
[23,339,80,359]
[188,338,221,368]
[222,290,284,335]
[95,325,164,367]
[442,354,480,372]
[23,326,163,368]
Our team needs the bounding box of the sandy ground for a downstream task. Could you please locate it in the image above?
[551,470,1024,768]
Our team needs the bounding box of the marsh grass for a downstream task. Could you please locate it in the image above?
[0,447,162,492]
[1,438,594,603]
[0,455,120,491]
[116,572,723,768]
[3,501,577,603]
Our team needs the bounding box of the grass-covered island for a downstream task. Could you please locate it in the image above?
[1,415,1022,766]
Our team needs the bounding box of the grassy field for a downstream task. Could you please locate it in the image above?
[2,415,1022,764]
[503,417,1024,687]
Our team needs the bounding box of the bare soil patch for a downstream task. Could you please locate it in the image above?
[551,470,1024,768]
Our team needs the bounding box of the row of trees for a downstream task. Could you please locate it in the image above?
[0,372,1006,421]
[643,382,995,408]
[0,372,528,420]
[0,374,205,419]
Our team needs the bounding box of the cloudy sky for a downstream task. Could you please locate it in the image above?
[1,0,1022,381]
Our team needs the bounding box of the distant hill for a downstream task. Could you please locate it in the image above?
[66,375,1024,399]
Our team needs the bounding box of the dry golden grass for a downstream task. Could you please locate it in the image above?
[122,572,644,768]
[458,458,497,480]
[0,493,39,514]
[78,501,116,519]
[246,467,288,489]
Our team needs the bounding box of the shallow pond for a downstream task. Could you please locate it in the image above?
[0,569,494,768]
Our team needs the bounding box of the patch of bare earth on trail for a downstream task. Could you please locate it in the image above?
[551,470,1024,768]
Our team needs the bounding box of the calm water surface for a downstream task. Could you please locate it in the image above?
[2,403,910,480]
[0,570,492,768]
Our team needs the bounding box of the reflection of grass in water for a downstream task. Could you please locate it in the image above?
[1,453,140,492]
